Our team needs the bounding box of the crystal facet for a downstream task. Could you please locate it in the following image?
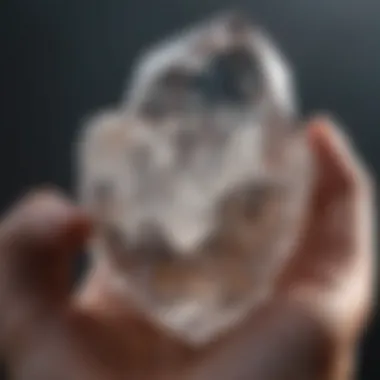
[76,12,313,346]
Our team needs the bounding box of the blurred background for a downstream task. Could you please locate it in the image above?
[0,0,378,378]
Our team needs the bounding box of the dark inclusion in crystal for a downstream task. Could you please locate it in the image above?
[196,48,259,105]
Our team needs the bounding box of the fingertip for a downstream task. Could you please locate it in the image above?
[305,114,361,191]
[0,188,92,255]
[307,114,353,152]
[306,113,345,152]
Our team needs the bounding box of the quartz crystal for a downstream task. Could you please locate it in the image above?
[76,11,313,346]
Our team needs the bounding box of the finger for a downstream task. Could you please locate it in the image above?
[304,116,375,317]
[307,115,373,197]
[275,117,375,379]
[312,116,375,274]
[311,116,376,319]
[0,188,92,307]
[281,115,374,284]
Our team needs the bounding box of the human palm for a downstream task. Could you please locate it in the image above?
[0,116,374,380]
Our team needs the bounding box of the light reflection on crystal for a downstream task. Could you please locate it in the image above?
[77,11,313,346]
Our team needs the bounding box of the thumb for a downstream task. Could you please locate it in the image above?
[0,189,91,335]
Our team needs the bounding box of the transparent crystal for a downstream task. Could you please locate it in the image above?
[76,11,313,346]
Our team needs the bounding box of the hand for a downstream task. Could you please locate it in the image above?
[0,116,374,380]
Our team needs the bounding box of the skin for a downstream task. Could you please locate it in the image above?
[0,116,375,380]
